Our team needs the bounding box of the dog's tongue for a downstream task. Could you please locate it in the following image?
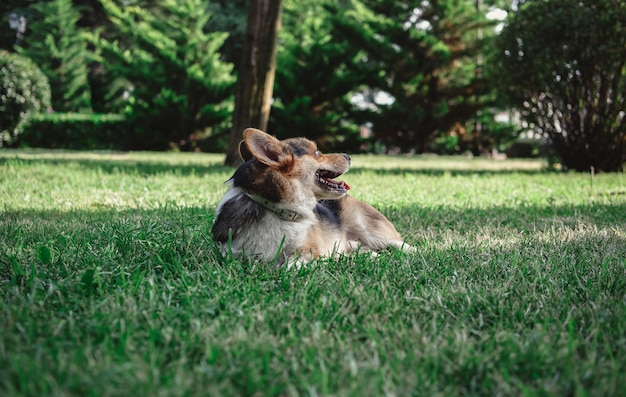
[320,175,351,191]
[334,179,350,191]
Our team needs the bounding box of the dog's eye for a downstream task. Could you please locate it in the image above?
[314,150,322,158]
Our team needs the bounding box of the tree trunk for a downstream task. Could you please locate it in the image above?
[224,0,282,167]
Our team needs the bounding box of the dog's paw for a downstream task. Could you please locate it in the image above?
[285,254,315,270]
[389,241,416,254]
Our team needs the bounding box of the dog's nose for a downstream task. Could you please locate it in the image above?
[344,154,351,163]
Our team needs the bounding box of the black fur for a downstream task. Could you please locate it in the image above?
[212,195,266,243]
[285,140,312,157]
[230,159,282,202]
[316,199,342,227]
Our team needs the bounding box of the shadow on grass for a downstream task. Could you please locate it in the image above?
[3,196,624,225]
[2,200,624,255]
[384,201,626,231]
[2,202,625,313]
[2,201,625,344]
[0,152,553,177]
[0,156,232,177]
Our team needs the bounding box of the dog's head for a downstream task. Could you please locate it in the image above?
[236,128,351,201]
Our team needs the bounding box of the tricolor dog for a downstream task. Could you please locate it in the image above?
[212,128,413,266]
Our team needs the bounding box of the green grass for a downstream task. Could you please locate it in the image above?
[1,149,625,396]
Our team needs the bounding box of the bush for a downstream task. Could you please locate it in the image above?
[19,113,127,150]
[0,51,51,146]
[491,0,626,172]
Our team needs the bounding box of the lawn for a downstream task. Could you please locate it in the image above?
[1,149,625,396]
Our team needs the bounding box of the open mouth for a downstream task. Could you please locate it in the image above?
[316,170,351,192]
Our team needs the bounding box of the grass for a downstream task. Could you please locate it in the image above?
[1,149,625,396]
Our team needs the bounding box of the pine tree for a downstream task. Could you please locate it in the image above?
[91,0,235,150]
[268,0,371,151]
[18,0,93,112]
[332,0,498,152]
[267,0,499,153]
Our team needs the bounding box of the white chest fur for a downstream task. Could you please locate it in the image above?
[214,187,316,263]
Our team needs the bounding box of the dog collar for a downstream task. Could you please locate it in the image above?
[243,191,302,222]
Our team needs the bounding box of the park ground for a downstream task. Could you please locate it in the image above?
[1,149,625,396]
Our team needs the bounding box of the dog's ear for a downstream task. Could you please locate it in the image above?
[238,139,253,162]
[242,128,286,167]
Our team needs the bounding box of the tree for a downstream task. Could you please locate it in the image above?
[491,0,626,172]
[267,0,372,152]
[17,0,93,112]
[91,0,235,150]
[224,0,282,166]
[205,0,247,67]
[332,0,498,153]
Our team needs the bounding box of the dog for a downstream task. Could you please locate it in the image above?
[212,128,413,266]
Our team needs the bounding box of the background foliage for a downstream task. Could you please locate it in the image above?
[16,0,93,113]
[19,112,126,150]
[1,0,625,170]
[89,0,235,150]
[490,0,626,172]
[269,0,369,151]
[0,50,51,146]
[332,0,497,153]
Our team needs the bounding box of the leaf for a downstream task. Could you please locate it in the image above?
[36,245,52,264]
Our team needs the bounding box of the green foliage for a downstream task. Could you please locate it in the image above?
[205,0,247,67]
[490,0,626,172]
[18,112,127,150]
[269,0,368,150]
[430,113,520,156]
[0,50,51,146]
[329,0,499,152]
[270,0,503,154]
[89,0,236,150]
[17,0,93,112]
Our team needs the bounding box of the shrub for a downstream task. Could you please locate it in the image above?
[491,0,626,172]
[19,113,127,150]
[0,51,51,146]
